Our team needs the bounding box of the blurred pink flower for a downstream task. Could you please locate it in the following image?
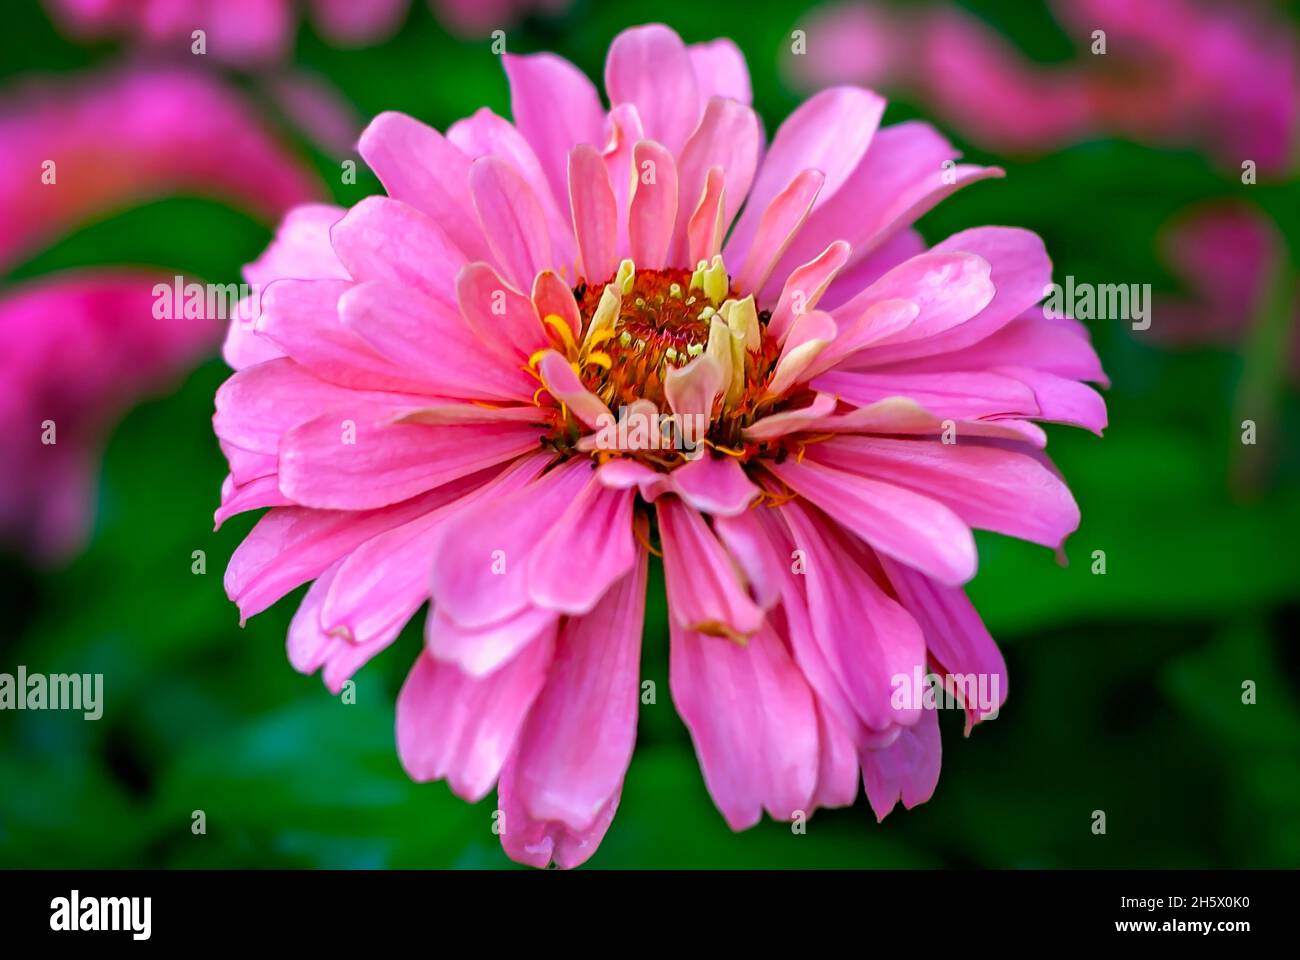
[44,0,409,65]
[0,66,320,561]
[216,24,1106,868]
[0,273,221,561]
[1054,0,1300,174]
[45,0,570,61]
[786,0,1299,174]
[1152,201,1298,373]
[0,65,322,270]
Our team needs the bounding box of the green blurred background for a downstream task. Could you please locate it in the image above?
[1,0,1297,868]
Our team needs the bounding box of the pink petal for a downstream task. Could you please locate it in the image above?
[225,479,482,621]
[255,279,437,394]
[601,104,644,263]
[664,354,724,424]
[243,203,348,287]
[819,228,928,309]
[470,156,554,291]
[894,308,1109,387]
[767,457,977,586]
[629,140,679,270]
[215,473,292,529]
[993,366,1108,434]
[214,357,388,458]
[807,435,1080,550]
[861,704,942,821]
[688,38,752,105]
[669,619,819,830]
[880,555,1007,732]
[225,202,348,369]
[503,52,607,210]
[319,457,545,648]
[536,350,613,430]
[329,196,467,308]
[733,169,826,297]
[429,460,594,628]
[507,554,646,833]
[532,270,583,341]
[657,497,765,639]
[767,310,837,398]
[569,144,619,284]
[497,759,621,870]
[426,604,559,678]
[605,24,701,155]
[395,638,556,803]
[820,251,996,371]
[669,455,760,517]
[671,98,762,264]
[767,240,851,344]
[526,479,638,614]
[847,227,1051,366]
[711,509,784,610]
[813,705,862,809]
[456,261,548,361]
[779,500,929,733]
[773,121,1002,284]
[811,368,1039,421]
[287,561,346,676]
[727,87,885,264]
[447,107,562,229]
[278,415,542,510]
[339,280,538,401]
[685,166,727,267]
[357,111,490,262]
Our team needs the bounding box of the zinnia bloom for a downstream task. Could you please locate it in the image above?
[0,65,321,271]
[785,0,1299,175]
[44,0,409,65]
[0,64,318,561]
[1152,201,1298,383]
[216,24,1107,868]
[0,274,220,561]
[45,0,569,62]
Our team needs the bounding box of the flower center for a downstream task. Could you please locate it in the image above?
[574,266,720,408]
[532,255,800,465]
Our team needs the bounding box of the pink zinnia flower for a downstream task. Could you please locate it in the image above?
[1152,201,1299,379]
[216,24,1107,868]
[45,0,570,61]
[44,0,409,65]
[0,65,319,560]
[0,274,220,561]
[786,0,1299,175]
[0,65,321,271]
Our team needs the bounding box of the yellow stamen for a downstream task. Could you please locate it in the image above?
[585,326,617,350]
[542,313,577,357]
